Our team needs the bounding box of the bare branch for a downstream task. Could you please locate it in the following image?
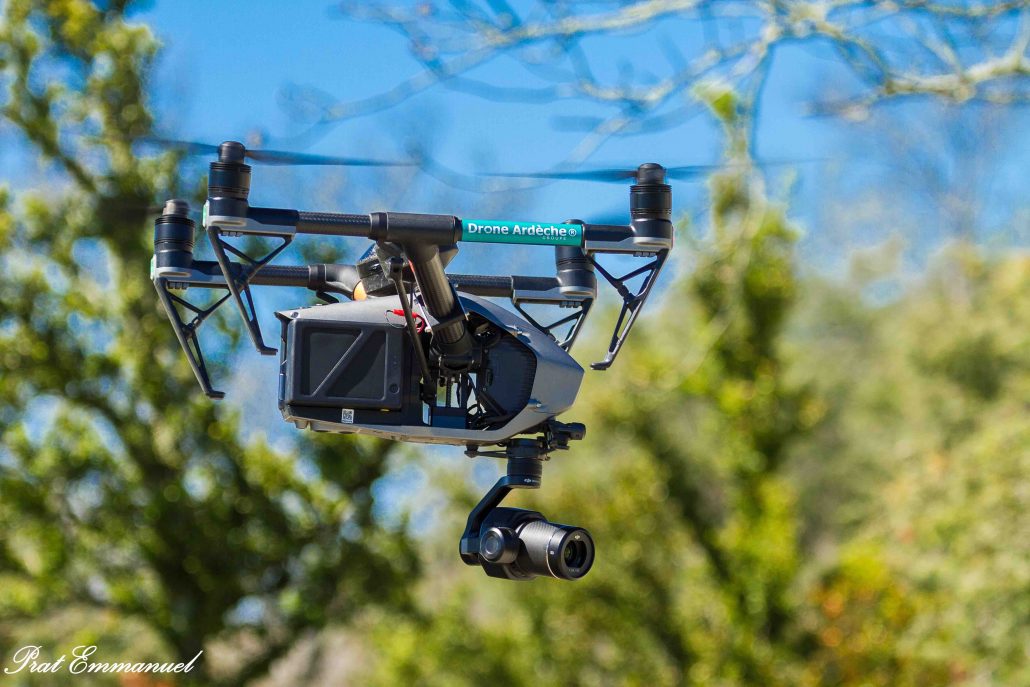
[300,0,1030,166]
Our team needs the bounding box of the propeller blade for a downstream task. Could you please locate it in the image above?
[97,198,169,226]
[141,137,220,156]
[481,168,639,182]
[120,202,166,215]
[141,137,414,168]
[481,164,722,183]
[480,159,819,183]
[664,165,724,180]
[588,205,629,225]
[245,148,414,167]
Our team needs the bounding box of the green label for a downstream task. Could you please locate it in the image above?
[461,219,583,246]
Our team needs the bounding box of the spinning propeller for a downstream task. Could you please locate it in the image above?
[142,137,415,168]
[481,164,720,182]
[481,158,818,183]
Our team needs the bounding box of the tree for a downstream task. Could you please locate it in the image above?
[0,2,415,684]
[793,247,1030,686]
[285,0,1029,168]
[356,95,823,686]
[352,103,1030,685]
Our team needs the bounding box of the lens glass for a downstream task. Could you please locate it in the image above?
[481,531,502,560]
[562,539,588,569]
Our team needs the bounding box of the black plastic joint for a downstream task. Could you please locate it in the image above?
[208,196,249,221]
[431,308,468,332]
[369,212,388,242]
[306,264,324,291]
[555,240,596,298]
[380,212,461,244]
[154,201,195,271]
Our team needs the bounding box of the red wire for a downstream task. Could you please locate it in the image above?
[390,308,425,332]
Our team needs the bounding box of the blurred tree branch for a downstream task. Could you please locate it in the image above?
[0,2,416,684]
[282,0,1028,167]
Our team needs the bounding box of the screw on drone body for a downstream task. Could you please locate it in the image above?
[508,325,530,341]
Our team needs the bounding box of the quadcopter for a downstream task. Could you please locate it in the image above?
[151,140,676,581]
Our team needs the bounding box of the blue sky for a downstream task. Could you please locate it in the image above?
[133,1,839,222]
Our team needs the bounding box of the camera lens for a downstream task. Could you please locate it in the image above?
[563,538,589,569]
[480,526,519,565]
[481,509,594,580]
[482,531,503,559]
[532,522,592,580]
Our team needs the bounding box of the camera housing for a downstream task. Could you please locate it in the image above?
[458,436,593,582]
[478,507,594,581]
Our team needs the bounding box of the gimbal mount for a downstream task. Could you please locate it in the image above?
[460,419,593,580]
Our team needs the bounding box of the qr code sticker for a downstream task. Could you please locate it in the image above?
[341,409,355,424]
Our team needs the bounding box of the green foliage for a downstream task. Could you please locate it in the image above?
[360,127,819,685]
[357,143,1029,687]
[0,2,414,684]
[795,251,1030,686]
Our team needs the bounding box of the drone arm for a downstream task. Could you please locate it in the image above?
[236,206,463,244]
[246,263,308,286]
[156,260,358,296]
[251,263,359,299]
[448,274,562,299]
[228,206,668,254]
[296,210,371,236]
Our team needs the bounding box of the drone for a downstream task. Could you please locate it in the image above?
[151,140,675,581]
